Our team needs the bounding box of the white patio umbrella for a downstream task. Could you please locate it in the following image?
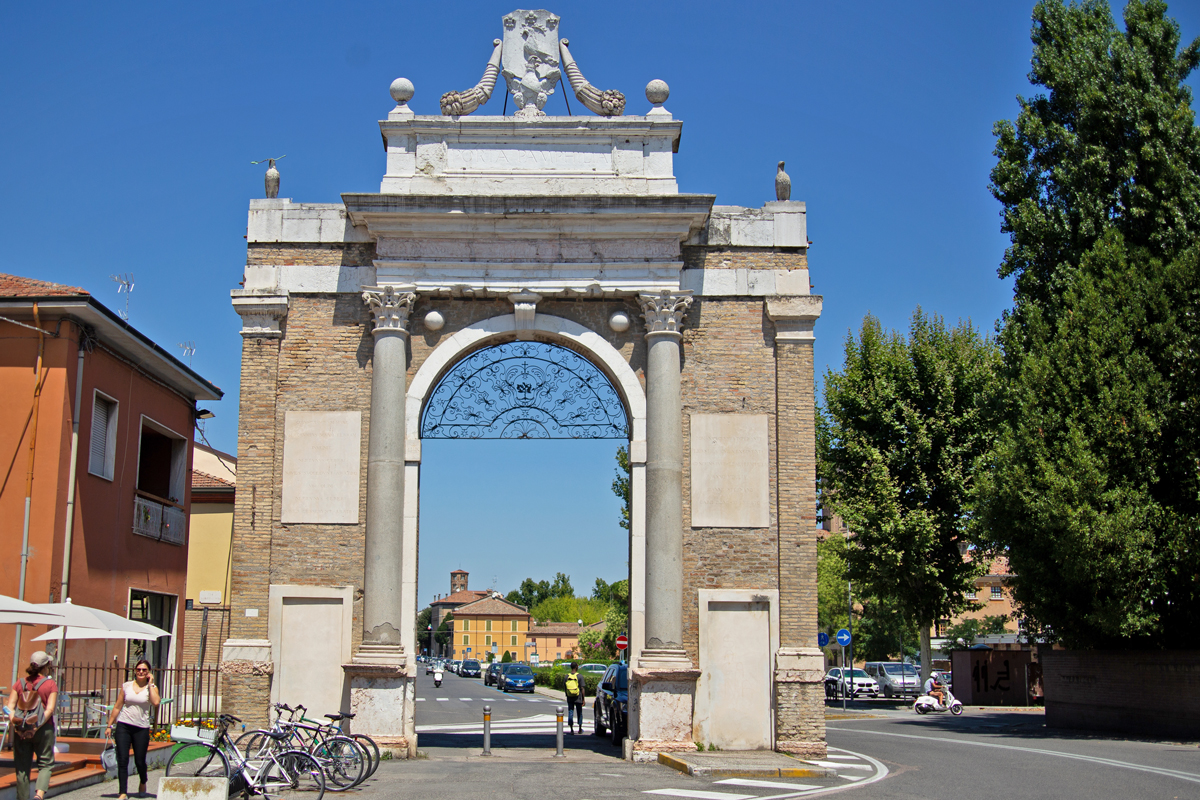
[31,626,170,642]
[0,595,70,626]
[28,600,168,639]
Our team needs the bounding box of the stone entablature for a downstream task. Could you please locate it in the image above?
[379,116,681,196]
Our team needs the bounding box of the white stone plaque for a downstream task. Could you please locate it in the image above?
[281,411,362,524]
[690,414,770,528]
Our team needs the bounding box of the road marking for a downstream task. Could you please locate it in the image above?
[505,699,517,702]
[643,790,755,800]
[804,761,872,770]
[435,698,448,702]
[460,698,472,701]
[415,698,425,702]
[828,727,1200,786]
[823,755,860,760]
[714,778,821,790]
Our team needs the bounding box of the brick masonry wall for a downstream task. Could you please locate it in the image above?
[680,297,779,663]
[245,243,377,267]
[682,246,809,271]
[775,341,818,646]
[1042,650,1200,738]
[180,608,230,666]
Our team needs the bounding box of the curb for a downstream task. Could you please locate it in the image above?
[656,752,836,779]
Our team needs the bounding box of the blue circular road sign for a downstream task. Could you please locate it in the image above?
[817,632,830,647]
[836,628,852,647]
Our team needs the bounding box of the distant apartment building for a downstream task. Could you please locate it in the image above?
[453,595,531,663]
[0,274,221,672]
[427,570,489,657]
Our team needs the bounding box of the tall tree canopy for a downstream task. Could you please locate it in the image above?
[978,0,1200,649]
[818,310,1000,676]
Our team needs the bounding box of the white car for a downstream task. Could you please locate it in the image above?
[824,667,880,697]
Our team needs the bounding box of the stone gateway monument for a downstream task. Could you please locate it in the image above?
[223,9,826,760]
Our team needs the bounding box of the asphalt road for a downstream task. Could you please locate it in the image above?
[56,683,1200,800]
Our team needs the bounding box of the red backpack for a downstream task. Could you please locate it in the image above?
[12,677,49,740]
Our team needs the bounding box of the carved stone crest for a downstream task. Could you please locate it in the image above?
[501,9,562,117]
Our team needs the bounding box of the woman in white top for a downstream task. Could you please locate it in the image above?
[105,660,160,799]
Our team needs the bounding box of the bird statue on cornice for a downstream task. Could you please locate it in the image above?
[775,161,791,201]
[252,155,287,199]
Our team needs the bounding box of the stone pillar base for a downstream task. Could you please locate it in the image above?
[774,647,826,758]
[344,645,415,758]
[629,658,700,760]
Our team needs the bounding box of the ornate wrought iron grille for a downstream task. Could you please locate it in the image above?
[421,341,628,439]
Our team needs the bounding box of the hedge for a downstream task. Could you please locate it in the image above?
[531,665,610,695]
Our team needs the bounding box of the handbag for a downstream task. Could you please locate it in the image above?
[100,738,118,775]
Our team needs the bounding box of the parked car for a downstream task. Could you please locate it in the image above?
[864,661,920,698]
[484,662,505,686]
[499,664,535,693]
[593,663,628,745]
[461,659,482,678]
[824,667,880,698]
[426,660,436,675]
[579,663,608,676]
[449,660,462,675]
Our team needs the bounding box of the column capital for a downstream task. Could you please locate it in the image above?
[766,295,822,342]
[363,285,417,337]
[231,294,288,338]
[637,290,693,338]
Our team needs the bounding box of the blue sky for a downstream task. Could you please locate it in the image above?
[3,1,1197,606]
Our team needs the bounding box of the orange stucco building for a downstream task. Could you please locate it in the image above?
[0,274,221,677]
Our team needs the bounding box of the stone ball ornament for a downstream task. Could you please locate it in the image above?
[423,310,445,331]
[390,77,415,105]
[609,310,631,333]
[645,79,670,106]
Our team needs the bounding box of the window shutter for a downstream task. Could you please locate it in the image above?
[89,397,112,476]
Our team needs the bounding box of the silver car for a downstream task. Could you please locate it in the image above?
[864,661,919,698]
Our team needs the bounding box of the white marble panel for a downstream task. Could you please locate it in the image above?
[690,414,770,528]
[774,268,811,296]
[281,411,362,524]
[729,216,774,247]
[447,142,613,173]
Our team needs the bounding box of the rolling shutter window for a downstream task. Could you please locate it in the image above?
[89,396,114,478]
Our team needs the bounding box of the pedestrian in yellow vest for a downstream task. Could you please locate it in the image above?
[564,662,586,734]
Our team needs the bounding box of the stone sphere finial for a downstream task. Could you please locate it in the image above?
[645,79,670,106]
[390,77,415,105]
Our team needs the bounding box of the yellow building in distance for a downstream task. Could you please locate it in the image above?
[452,594,531,662]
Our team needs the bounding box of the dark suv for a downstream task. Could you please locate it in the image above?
[593,663,628,745]
[484,662,504,686]
[461,659,482,678]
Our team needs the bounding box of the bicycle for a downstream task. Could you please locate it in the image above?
[165,713,325,800]
[235,704,366,791]
[320,712,380,779]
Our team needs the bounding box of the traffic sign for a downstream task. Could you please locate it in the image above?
[836,629,852,647]
[615,634,628,651]
[817,632,829,647]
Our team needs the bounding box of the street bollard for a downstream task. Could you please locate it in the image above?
[482,705,491,756]
[555,706,565,757]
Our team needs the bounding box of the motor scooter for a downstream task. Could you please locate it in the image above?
[433,669,443,688]
[914,686,963,715]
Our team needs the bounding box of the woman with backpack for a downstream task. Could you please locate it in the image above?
[104,659,160,799]
[6,650,58,800]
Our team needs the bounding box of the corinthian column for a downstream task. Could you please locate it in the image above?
[637,290,693,666]
[359,285,416,658]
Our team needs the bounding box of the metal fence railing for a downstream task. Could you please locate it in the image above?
[53,663,222,736]
[133,493,187,545]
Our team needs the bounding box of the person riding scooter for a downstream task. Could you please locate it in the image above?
[923,674,945,707]
[434,667,443,688]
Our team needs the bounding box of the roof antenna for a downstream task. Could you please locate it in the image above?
[178,341,196,366]
[110,273,134,320]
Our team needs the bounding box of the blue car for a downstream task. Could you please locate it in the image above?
[500,664,535,693]
[593,663,627,745]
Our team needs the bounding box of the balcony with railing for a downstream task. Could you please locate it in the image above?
[133,491,187,545]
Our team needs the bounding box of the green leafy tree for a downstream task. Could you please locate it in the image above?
[818,310,1001,680]
[612,445,631,532]
[600,579,630,656]
[979,0,1200,648]
[501,650,513,663]
[592,577,614,604]
[940,615,1010,654]
[434,612,455,651]
[506,578,552,608]
[855,595,920,664]
[529,596,609,625]
[416,606,433,654]
[550,572,574,599]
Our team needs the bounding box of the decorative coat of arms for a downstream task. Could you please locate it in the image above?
[440,9,625,118]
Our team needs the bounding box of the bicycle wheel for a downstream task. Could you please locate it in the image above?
[165,742,230,780]
[311,735,365,790]
[258,749,325,800]
[351,734,380,778]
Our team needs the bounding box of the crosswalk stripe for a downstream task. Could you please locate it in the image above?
[415,698,425,702]
[435,698,448,702]
[805,760,871,770]
[460,698,472,701]
[825,755,861,760]
[714,778,820,790]
[505,699,517,702]
[643,790,755,800]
